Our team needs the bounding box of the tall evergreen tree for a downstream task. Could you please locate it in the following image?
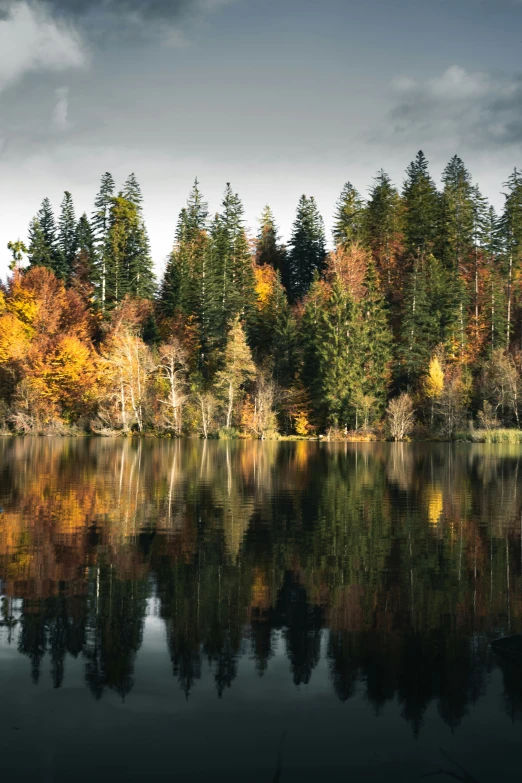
[159,180,210,321]
[121,173,155,300]
[57,191,77,280]
[439,156,475,272]
[285,195,326,302]
[332,182,366,248]
[91,172,116,311]
[76,213,95,259]
[398,254,461,383]
[359,259,392,409]
[214,184,256,332]
[105,194,156,307]
[402,151,440,257]
[27,198,61,275]
[255,206,286,271]
[365,170,404,302]
[71,213,96,297]
[302,278,362,429]
[499,168,522,348]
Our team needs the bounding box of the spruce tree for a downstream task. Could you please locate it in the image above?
[105,195,139,307]
[499,168,522,348]
[365,170,404,302]
[304,279,362,429]
[57,191,77,281]
[76,213,95,259]
[212,184,256,335]
[121,173,155,300]
[332,182,366,248]
[285,195,326,302]
[402,151,440,257]
[159,180,210,321]
[359,259,392,410]
[439,156,475,272]
[398,256,438,384]
[255,206,286,271]
[91,172,116,311]
[71,214,96,298]
[28,198,61,275]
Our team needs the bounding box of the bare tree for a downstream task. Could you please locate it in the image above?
[157,338,188,435]
[242,376,279,438]
[101,326,154,433]
[197,391,216,439]
[386,392,415,441]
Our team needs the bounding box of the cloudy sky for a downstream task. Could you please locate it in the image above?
[0,0,521,278]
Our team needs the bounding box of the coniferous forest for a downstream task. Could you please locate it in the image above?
[3,152,522,439]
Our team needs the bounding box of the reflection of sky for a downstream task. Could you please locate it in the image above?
[1,0,522,278]
[0,622,521,781]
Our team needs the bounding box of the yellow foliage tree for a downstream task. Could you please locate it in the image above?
[423,355,444,428]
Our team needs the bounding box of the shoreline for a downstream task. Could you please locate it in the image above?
[2,430,522,444]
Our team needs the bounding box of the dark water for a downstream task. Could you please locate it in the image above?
[1,439,522,782]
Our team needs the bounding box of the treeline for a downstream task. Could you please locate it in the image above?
[3,152,522,437]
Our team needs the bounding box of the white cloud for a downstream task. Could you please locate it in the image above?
[0,1,87,92]
[51,86,70,131]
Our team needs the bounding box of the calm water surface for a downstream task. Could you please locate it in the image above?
[1,438,522,782]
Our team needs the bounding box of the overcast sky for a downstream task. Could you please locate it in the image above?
[0,0,521,278]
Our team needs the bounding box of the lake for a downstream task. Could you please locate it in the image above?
[0,438,521,782]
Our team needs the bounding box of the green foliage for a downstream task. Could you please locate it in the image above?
[28,198,61,276]
[255,205,286,271]
[332,182,366,248]
[285,195,326,302]
[402,151,440,257]
[57,191,78,280]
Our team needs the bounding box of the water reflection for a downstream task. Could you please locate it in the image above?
[1,438,522,736]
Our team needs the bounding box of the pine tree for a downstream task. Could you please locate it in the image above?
[402,151,440,257]
[106,195,140,307]
[439,156,475,272]
[27,198,61,275]
[159,180,210,321]
[398,255,448,384]
[122,173,143,209]
[359,259,392,410]
[365,170,404,302]
[332,182,366,248]
[91,172,115,311]
[57,191,77,281]
[121,173,155,300]
[255,206,286,271]
[70,213,96,297]
[76,213,95,258]
[499,169,522,348]
[211,184,256,338]
[303,278,362,429]
[185,177,208,237]
[285,195,326,302]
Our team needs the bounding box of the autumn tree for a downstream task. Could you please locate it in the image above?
[214,318,256,429]
[156,338,189,435]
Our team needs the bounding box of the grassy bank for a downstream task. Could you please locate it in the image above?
[455,429,522,443]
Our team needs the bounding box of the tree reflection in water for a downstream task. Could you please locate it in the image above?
[0,438,522,735]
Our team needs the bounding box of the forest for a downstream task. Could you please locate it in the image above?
[2,151,522,439]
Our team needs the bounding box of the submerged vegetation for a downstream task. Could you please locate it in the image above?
[3,154,522,438]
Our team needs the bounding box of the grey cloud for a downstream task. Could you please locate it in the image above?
[1,0,226,22]
[381,66,522,150]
